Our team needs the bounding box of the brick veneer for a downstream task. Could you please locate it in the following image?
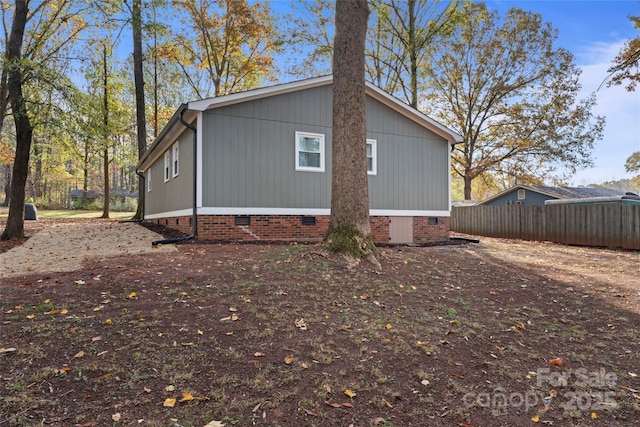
[148,214,449,244]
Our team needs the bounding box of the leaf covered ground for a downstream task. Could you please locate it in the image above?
[1,221,639,427]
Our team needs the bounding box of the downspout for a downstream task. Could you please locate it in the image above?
[152,105,197,246]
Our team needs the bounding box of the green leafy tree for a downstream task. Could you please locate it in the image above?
[607,14,640,91]
[367,0,462,108]
[625,151,640,177]
[1,0,92,239]
[423,3,605,200]
[166,0,281,98]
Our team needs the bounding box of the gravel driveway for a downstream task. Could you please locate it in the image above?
[0,221,176,279]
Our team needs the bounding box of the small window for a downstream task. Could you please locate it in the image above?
[428,217,438,225]
[172,143,179,178]
[235,216,251,226]
[517,189,525,200]
[147,169,152,192]
[295,131,325,172]
[301,216,316,226]
[366,139,377,175]
[164,151,170,182]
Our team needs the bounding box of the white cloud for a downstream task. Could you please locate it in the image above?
[570,40,640,186]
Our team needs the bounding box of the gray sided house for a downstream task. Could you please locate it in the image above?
[136,76,463,244]
[479,185,629,207]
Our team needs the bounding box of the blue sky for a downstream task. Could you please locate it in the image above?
[487,0,640,185]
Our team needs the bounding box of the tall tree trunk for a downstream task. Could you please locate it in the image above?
[325,0,374,260]
[464,174,473,200]
[132,0,147,220]
[83,139,89,209]
[101,44,110,219]
[2,0,31,241]
[408,0,418,109]
[2,164,10,206]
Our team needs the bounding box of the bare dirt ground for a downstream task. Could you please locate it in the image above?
[0,220,639,427]
[0,219,176,277]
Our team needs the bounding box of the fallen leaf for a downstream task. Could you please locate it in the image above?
[179,392,194,402]
[0,347,17,354]
[61,308,68,315]
[325,401,341,408]
[105,319,112,325]
[97,373,112,380]
[548,357,563,366]
[74,351,85,358]
[386,323,393,329]
[295,318,308,330]
[344,389,356,398]
[26,314,35,319]
[144,387,152,393]
[112,413,121,422]
[531,414,540,422]
[304,409,318,416]
[254,352,265,357]
[591,412,598,419]
[198,330,204,335]
[163,397,176,407]
[203,421,225,427]
[93,307,101,312]
[49,309,59,315]
[92,336,101,342]
[128,292,137,298]
[284,355,294,364]
[341,402,353,408]
[165,385,175,391]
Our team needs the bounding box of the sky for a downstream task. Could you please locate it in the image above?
[487,0,640,186]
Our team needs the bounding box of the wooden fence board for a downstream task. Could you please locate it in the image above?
[451,204,640,250]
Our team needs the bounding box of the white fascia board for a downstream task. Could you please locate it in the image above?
[364,83,464,144]
[137,108,198,172]
[188,76,333,112]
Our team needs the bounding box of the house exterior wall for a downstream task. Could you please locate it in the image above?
[147,214,450,245]
[145,128,194,216]
[483,189,556,207]
[199,85,450,212]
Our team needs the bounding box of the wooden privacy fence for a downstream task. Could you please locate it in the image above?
[451,204,640,250]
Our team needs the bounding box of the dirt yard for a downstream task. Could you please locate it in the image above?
[1,220,639,427]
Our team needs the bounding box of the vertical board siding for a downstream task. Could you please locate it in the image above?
[145,128,194,215]
[451,205,640,249]
[200,85,449,212]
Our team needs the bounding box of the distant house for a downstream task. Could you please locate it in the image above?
[68,189,102,208]
[136,75,463,244]
[479,185,629,207]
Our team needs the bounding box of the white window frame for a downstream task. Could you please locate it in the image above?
[517,189,525,200]
[164,151,170,182]
[147,169,152,192]
[366,139,377,175]
[295,131,325,172]
[172,143,179,178]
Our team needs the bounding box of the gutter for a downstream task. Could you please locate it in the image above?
[150,105,198,246]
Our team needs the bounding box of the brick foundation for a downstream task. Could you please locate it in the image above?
[148,214,449,244]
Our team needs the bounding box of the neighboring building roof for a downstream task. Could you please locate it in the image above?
[137,75,463,172]
[69,189,102,198]
[69,189,138,198]
[479,184,627,205]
